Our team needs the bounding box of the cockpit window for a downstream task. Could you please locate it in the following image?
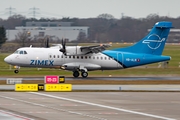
[13,50,28,54]
[14,50,19,54]
[24,51,27,54]
[20,51,23,54]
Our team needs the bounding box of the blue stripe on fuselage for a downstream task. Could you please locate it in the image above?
[102,50,170,68]
[102,50,127,68]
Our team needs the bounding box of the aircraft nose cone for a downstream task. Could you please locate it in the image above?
[4,56,11,64]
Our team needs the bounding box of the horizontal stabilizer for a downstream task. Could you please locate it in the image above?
[155,22,173,28]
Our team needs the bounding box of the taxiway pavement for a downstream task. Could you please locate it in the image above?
[1,85,180,91]
[1,76,180,81]
[0,92,179,120]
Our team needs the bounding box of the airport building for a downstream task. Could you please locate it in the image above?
[6,22,89,41]
[167,29,180,43]
[6,22,180,43]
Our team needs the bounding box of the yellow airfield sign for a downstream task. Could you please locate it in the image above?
[38,84,44,91]
[15,83,72,92]
[45,84,72,91]
[15,84,38,91]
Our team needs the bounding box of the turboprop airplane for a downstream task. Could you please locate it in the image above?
[4,21,172,78]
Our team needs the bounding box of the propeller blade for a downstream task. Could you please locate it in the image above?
[63,39,66,49]
[46,37,49,48]
[59,38,66,54]
[61,38,64,47]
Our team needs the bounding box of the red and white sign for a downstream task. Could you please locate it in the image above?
[44,76,59,84]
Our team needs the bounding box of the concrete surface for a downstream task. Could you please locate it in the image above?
[0,92,179,120]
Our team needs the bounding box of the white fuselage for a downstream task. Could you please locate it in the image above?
[5,47,123,71]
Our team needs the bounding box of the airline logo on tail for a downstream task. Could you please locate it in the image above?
[142,34,166,49]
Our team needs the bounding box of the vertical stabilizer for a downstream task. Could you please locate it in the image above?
[113,21,172,55]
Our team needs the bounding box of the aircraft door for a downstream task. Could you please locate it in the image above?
[117,53,123,68]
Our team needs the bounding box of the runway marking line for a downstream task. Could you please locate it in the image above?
[98,112,118,115]
[22,111,57,114]
[30,92,176,120]
[0,103,17,106]
[0,95,106,120]
[0,110,33,120]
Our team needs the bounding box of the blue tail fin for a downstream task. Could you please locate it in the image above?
[113,21,172,55]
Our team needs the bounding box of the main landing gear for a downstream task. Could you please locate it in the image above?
[73,70,88,78]
[73,71,79,78]
[81,71,88,78]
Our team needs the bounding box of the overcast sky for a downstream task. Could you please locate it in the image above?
[0,0,179,19]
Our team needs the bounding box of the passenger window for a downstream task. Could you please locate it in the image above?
[69,56,71,58]
[57,55,59,58]
[89,56,91,59]
[73,56,75,59]
[101,57,103,60]
[77,56,79,59]
[85,56,87,59]
[97,57,99,59]
[54,55,56,58]
[50,55,52,58]
[81,56,83,59]
[104,57,106,60]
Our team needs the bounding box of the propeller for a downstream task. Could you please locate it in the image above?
[45,37,50,48]
[59,38,66,54]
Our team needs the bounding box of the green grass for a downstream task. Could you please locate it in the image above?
[1,68,180,77]
[1,43,180,77]
[0,53,10,69]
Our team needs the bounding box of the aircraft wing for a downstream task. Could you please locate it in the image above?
[80,44,111,53]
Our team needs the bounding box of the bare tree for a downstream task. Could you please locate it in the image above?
[0,26,7,48]
[15,30,31,47]
[97,13,115,19]
[0,14,26,29]
[34,35,51,47]
[0,13,180,44]
[77,32,87,42]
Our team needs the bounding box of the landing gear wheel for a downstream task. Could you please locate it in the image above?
[73,71,79,78]
[81,71,88,78]
[14,70,19,74]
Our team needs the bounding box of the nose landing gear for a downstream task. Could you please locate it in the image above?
[14,69,19,74]
[14,66,20,74]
